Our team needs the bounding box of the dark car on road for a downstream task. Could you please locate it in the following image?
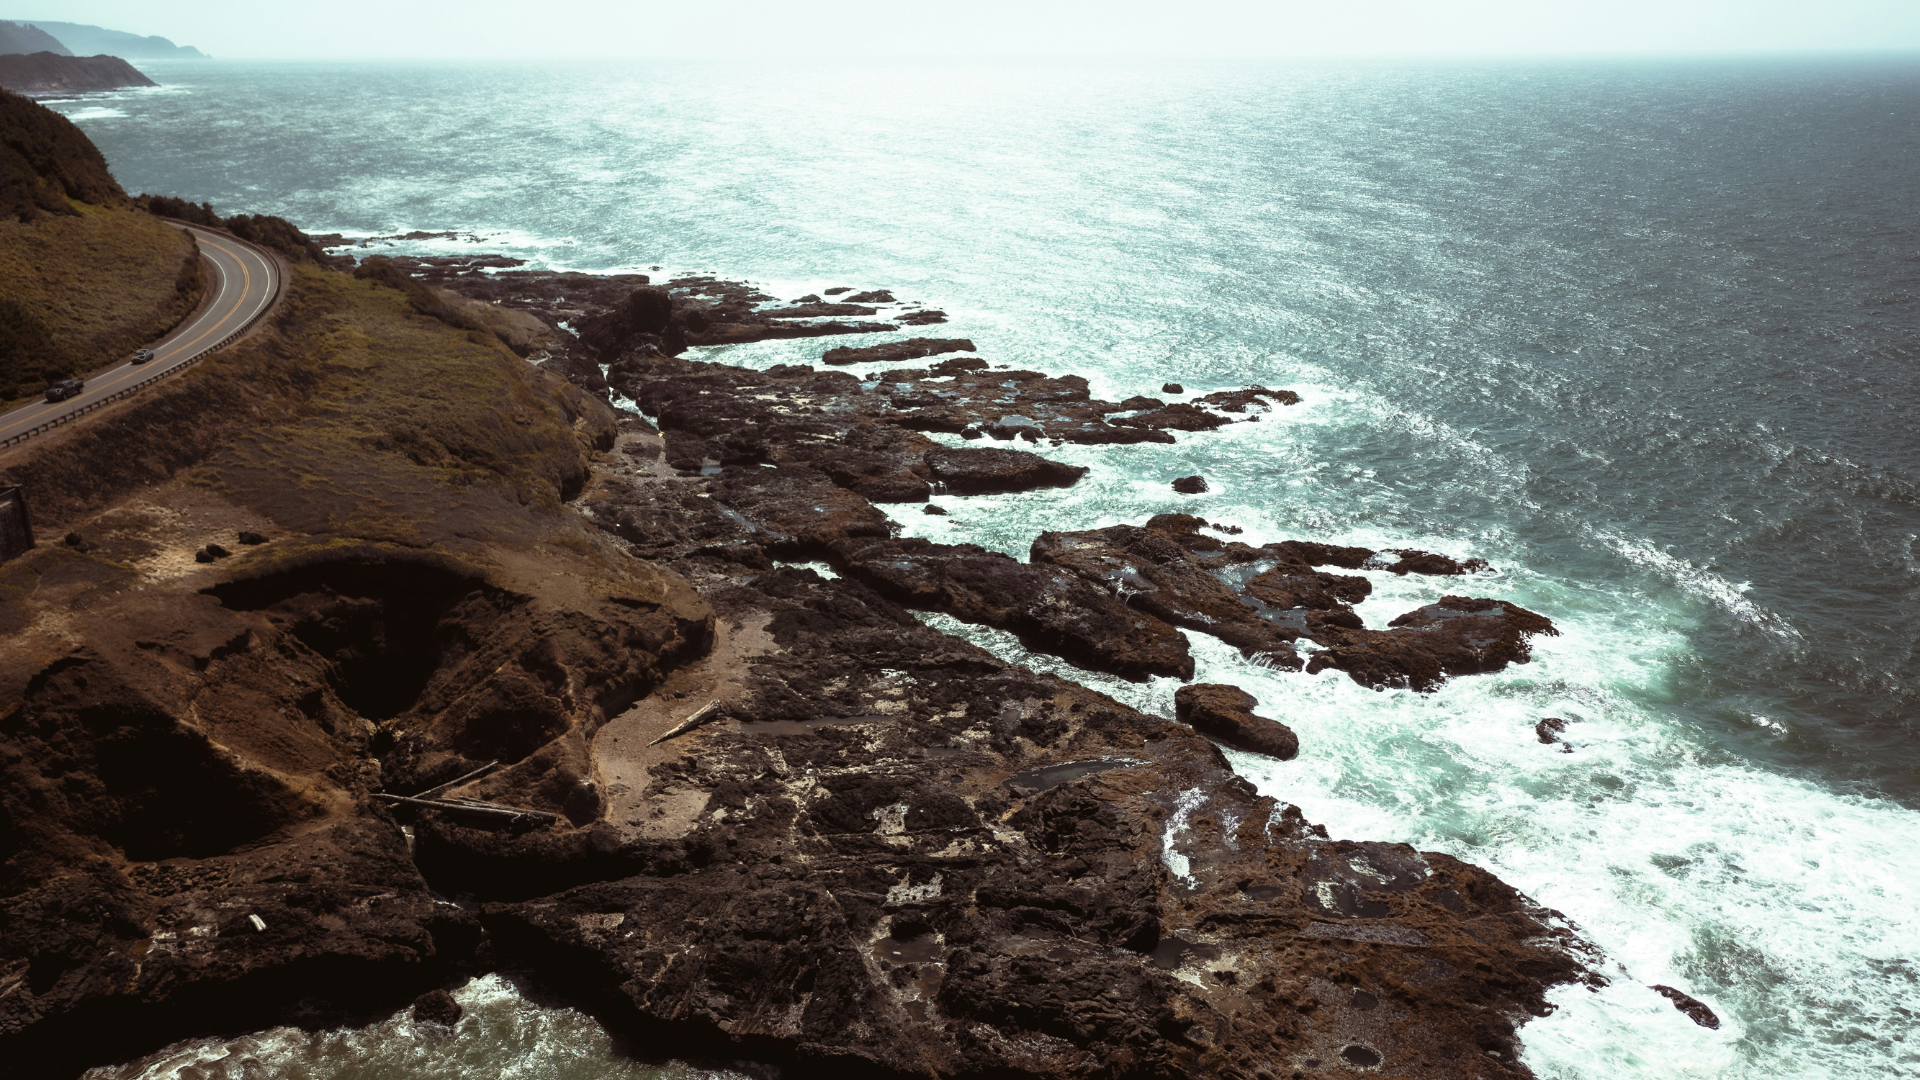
[45,379,84,403]
[130,349,155,364]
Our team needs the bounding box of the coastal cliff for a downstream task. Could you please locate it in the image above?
[0,101,1598,1078]
[0,53,155,95]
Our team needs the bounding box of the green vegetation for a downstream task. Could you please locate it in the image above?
[0,201,205,400]
[136,194,335,264]
[0,87,121,221]
[0,262,612,549]
[0,90,205,400]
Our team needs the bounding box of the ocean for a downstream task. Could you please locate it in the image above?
[50,54,1920,1078]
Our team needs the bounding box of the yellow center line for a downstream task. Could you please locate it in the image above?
[0,230,273,437]
[95,235,251,390]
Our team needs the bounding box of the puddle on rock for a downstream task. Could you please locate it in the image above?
[1003,758,1143,795]
[1148,937,1222,970]
[873,934,944,964]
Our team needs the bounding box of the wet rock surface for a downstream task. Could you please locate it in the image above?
[1174,684,1299,759]
[472,558,1593,1080]
[830,536,1196,682]
[1303,597,1559,693]
[1172,475,1208,494]
[822,337,977,365]
[1032,514,1550,692]
[1651,984,1721,1029]
[925,446,1088,494]
[0,257,1593,1078]
[411,988,464,1027]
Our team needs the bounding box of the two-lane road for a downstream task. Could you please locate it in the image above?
[0,224,280,446]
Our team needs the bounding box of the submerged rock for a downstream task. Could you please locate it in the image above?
[1652,984,1722,1029]
[411,988,464,1027]
[1172,474,1209,494]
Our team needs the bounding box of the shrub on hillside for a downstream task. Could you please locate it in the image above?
[134,194,222,228]
[0,87,124,221]
[135,195,333,265]
[224,213,330,264]
[0,296,73,399]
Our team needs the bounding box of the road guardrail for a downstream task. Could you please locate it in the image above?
[0,224,284,449]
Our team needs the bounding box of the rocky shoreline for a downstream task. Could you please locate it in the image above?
[1,241,1600,1078]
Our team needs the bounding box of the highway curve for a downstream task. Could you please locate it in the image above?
[0,224,281,446]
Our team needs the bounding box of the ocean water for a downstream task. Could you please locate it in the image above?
[52,55,1920,1078]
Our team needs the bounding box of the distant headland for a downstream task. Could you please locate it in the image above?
[0,18,198,96]
[1,19,204,59]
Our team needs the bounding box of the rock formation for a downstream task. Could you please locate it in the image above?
[1174,684,1299,759]
[0,145,1595,1075]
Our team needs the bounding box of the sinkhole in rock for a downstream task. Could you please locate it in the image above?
[206,557,489,721]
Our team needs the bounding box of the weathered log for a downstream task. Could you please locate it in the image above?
[649,699,722,746]
[371,792,559,826]
[416,760,499,800]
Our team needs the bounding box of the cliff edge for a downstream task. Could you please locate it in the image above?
[0,52,156,96]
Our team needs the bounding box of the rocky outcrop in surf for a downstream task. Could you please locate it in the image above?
[0,156,1591,1080]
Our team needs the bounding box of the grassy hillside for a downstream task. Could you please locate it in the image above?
[0,261,612,539]
[0,202,203,399]
[0,89,204,401]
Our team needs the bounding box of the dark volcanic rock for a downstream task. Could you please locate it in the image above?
[821,337,976,366]
[1535,716,1577,752]
[1123,403,1234,432]
[1175,683,1299,759]
[1370,548,1492,576]
[1162,382,1184,394]
[1028,514,1543,690]
[1244,562,1370,610]
[1652,985,1721,1029]
[926,446,1087,494]
[1304,597,1559,692]
[1172,475,1208,494]
[463,558,1592,1080]
[830,536,1195,681]
[1031,515,1301,669]
[709,467,896,552]
[0,548,704,1069]
[923,504,947,515]
[1196,385,1301,412]
[411,988,464,1027]
[843,289,896,304]
[896,309,948,325]
[764,302,879,319]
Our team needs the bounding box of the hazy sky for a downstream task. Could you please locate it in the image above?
[22,0,1920,60]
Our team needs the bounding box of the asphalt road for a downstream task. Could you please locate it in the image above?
[0,224,280,445]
